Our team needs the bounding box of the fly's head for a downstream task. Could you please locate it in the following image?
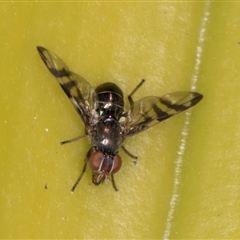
[88,151,122,186]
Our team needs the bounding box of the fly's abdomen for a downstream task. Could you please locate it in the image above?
[95,82,124,118]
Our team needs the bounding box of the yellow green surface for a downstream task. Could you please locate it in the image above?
[1,2,240,239]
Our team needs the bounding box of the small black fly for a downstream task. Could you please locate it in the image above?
[37,46,203,191]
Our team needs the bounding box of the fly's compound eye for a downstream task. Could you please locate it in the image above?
[111,154,122,173]
[88,151,104,172]
[88,151,122,173]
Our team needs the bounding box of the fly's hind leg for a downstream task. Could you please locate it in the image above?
[71,148,93,192]
[128,79,145,109]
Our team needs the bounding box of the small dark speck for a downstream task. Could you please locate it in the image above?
[45,184,48,189]
[238,41,240,45]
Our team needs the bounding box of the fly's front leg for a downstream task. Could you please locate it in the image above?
[111,174,118,191]
[71,148,93,192]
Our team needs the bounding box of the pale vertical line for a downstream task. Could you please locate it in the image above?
[162,2,210,240]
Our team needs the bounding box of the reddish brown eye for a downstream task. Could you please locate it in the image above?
[89,152,122,173]
[111,155,122,173]
[88,151,104,171]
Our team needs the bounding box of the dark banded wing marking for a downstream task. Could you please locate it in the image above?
[37,46,97,127]
[124,92,203,137]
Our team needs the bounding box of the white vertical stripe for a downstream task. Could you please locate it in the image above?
[163,3,210,239]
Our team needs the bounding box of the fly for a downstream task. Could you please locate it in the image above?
[36,46,203,192]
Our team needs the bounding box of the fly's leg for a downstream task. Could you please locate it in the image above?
[128,79,145,109]
[122,145,138,165]
[71,161,87,192]
[111,174,118,191]
[71,148,93,192]
[60,134,86,145]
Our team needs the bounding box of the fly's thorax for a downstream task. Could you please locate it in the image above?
[95,82,124,118]
[91,116,124,154]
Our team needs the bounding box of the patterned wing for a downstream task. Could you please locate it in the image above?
[37,46,97,127]
[124,92,203,137]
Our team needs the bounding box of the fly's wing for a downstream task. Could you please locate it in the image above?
[37,46,97,127]
[123,92,203,137]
